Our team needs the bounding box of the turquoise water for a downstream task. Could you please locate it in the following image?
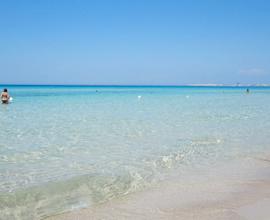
[0,85,270,219]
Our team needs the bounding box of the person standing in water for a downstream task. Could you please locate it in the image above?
[1,88,10,104]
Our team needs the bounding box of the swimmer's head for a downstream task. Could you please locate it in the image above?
[3,88,8,92]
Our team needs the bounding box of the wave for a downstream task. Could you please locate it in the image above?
[0,137,224,220]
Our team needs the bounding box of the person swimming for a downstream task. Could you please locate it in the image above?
[1,88,10,104]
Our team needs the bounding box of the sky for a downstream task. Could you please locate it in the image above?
[0,0,270,85]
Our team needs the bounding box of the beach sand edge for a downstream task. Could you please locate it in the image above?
[46,155,270,220]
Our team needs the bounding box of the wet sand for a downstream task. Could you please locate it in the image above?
[47,155,270,220]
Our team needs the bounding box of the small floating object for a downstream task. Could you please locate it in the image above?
[138,95,142,100]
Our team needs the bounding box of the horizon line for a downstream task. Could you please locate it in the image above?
[1,83,270,87]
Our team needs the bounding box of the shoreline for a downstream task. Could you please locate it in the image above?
[47,155,270,220]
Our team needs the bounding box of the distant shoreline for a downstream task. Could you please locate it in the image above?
[1,84,270,87]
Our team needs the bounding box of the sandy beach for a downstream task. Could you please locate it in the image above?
[46,155,270,220]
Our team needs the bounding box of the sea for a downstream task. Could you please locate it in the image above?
[0,85,270,220]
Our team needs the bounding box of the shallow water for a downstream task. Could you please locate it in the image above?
[0,86,270,219]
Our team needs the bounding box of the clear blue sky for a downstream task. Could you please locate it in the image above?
[0,0,270,85]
